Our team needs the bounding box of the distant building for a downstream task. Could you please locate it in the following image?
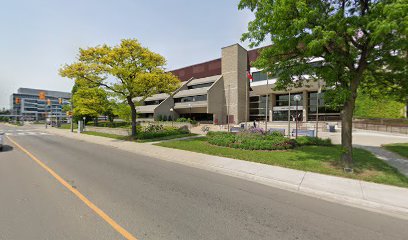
[10,88,71,121]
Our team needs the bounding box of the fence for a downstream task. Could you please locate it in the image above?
[353,122,408,134]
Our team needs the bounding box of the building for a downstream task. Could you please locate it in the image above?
[135,43,340,124]
[10,88,71,121]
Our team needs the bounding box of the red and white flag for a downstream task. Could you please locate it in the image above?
[246,71,253,82]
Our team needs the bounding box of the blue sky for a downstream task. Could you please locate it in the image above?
[0,0,255,109]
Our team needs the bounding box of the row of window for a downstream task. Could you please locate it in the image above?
[144,100,163,106]
[249,92,340,120]
[251,61,323,83]
[187,82,213,89]
[174,95,207,103]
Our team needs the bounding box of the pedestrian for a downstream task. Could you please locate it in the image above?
[253,120,257,128]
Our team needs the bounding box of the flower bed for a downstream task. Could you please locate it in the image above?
[136,125,190,140]
[207,131,331,151]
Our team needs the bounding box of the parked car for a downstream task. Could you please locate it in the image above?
[0,132,4,151]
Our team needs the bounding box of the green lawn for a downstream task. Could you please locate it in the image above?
[155,138,408,188]
[82,131,197,143]
[383,143,408,159]
[59,123,77,129]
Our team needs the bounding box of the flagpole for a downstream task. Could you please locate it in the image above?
[246,73,249,130]
[265,72,269,132]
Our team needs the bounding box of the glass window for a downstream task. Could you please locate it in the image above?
[276,93,303,106]
[272,111,288,121]
[252,71,268,82]
[188,82,213,89]
[174,95,207,103]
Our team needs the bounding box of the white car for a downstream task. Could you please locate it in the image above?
[0,132,4,151]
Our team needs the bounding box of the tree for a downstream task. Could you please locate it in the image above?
[113,102,132,123]
[239,0,408,170]
[60,39,180,136]
[72,84,112,125]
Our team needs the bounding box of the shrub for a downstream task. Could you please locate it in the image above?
[96,121,130,128]
[207,131,295,151]
[176,117,188,122]
[295,136,332,146]
[136,125,190,139]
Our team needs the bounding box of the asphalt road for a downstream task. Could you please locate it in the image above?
[1,123,408,240]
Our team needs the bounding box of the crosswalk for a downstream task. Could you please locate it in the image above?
[0,129,52,136]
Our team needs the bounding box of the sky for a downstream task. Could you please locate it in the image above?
[0,0,256,109]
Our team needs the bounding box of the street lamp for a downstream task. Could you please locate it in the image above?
[293,94,302,139]
[170,108,174,127]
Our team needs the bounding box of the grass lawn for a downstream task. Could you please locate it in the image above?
[59,123,77,129]
[155,137,408,188]
[383,143,408,159]
[82,131,197,143]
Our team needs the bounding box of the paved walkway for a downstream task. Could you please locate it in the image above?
[357,145,408,177]
[35,126,408,219]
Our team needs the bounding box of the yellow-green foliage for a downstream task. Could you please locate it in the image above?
[354,94,405,119]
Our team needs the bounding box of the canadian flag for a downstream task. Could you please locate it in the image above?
[246,71,253,82]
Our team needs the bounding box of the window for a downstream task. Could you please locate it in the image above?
[188,82,213,89]
[174,95,207,103]
[249,95,268,116]
[252,71,268,82]
[276,93,303,106]
[307,91,341,121]
[145,100,162,105]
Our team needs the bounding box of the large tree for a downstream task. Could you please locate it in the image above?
[60,39,180,136]
[239,0,407,170]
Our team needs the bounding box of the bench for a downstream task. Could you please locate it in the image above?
[292,129,315,137]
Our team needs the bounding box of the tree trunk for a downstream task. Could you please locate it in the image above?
[340,77,361,171]
[127,97,137,137]
[341,98,355,170]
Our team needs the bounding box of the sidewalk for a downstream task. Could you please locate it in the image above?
[357,145,408,177]
[42,127,408,219]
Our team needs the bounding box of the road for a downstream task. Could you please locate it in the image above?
[1,123,407,240]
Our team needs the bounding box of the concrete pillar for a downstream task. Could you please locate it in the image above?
[269,93,275,122]
[302,90,308,122]
[221,44,248,124]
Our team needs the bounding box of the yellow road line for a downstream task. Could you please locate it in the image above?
[6,135,138,240]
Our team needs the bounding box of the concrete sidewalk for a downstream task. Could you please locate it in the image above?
[41,127,408,219]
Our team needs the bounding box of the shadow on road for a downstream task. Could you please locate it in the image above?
[0,145,14,152]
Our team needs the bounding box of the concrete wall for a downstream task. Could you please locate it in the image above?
[221,44,248,124]
[154,96,178,120]
[207,76,225,124]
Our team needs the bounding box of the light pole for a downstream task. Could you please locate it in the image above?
[70,101,74,132]
[316,83,321,137]
[293,94,302,138]
[288,91,291,137]
[170,108,174,127]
